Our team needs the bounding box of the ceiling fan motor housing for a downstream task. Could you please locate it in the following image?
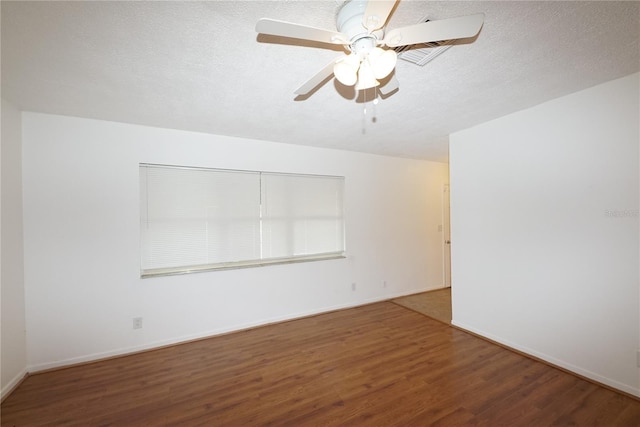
[337,0,383,54]
[351,37,376,56]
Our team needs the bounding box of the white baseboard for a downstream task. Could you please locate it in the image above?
[27,292,421,373]
[452,320,640,398]
[1,368,28,402]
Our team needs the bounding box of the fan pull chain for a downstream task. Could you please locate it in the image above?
[362,105,367,135]
[371,89,378,123]
[362,87,368,134]
[361,88,380,134]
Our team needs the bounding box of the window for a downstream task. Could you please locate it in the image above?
[140,164,345,277]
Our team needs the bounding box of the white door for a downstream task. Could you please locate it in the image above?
[443,184,451,288]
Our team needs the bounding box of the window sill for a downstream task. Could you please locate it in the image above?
[141,253,346,278]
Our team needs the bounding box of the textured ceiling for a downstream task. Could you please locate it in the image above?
[2,1,638,162]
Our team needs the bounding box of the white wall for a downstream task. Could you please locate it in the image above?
[450,73,640,396]
[1,98,27,399]
[21,113,448,370]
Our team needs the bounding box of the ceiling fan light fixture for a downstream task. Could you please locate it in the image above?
[355,60,380,90]
[334,53,360,86]
[369,47,397,80]
[334,62,358,86]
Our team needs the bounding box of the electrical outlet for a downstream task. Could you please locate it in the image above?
[133,317,143,330]
[636,349,640,367]
[351,282,356,291]
[383,280,387,287]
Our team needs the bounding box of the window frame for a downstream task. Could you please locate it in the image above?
[139,163,346,278]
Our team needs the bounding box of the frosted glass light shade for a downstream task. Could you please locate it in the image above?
[369,47,397,80]
[334,62,358,86]
[355,61,379,90]
[333,54,360,86]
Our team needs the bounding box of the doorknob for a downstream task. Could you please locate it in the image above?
[445,240,451,244]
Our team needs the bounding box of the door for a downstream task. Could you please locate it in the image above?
[443,184,451,288]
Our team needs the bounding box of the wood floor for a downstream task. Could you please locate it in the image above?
[393,288,452,325]
[3,301,640,426]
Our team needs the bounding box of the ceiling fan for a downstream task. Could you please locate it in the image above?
[255,0,484,97]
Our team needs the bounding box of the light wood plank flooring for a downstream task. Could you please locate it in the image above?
[2,301,639,426]
[393,287,452,324]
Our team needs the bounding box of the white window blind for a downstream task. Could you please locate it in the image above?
[261,173,345,259]
[140,164,345,277]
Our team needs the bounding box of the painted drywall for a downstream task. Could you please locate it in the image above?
[450,73,640,396]
[1,98,27,398]
[21,113,448,370]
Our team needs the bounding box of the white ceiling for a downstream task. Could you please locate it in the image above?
[2,1,638,162]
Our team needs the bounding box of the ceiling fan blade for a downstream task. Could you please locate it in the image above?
[256,18,348,45]
[294,57,343,95]
[362,0,398,32]
[383,13,484,48]
[378,74,399,95]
